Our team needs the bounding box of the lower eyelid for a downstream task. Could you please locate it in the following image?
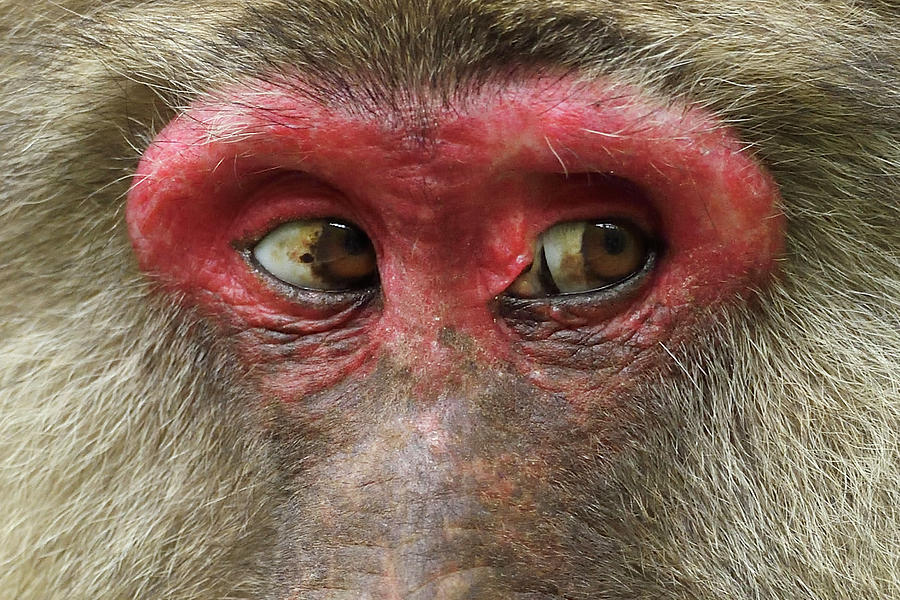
[242,247,380,304]
[493,254,659,338]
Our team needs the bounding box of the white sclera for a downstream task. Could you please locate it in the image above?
[253,221,323,288]
[542,221,589,293]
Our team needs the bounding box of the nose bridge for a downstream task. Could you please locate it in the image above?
[368,165,527,363]
[282,399,490,595]
[277,388,565,599]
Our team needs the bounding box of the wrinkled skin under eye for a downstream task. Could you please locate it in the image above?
[506,220,653,298]
[252,219,378,291]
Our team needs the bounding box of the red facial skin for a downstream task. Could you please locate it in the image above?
[127,77,782,406]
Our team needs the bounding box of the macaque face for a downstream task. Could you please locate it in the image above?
[123,75,783,594]
[1,1,897,599]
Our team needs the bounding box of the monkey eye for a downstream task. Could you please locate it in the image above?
[505,220,653,298]
[252,219,378,291]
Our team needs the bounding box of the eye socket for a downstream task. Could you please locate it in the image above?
[252,219,378,291]
[505,220,653,298]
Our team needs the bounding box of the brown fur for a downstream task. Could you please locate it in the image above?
[1,1,898,598]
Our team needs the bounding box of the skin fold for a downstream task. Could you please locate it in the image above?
[0,1,898,599]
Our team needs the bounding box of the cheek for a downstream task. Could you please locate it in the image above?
[126,75,783,404]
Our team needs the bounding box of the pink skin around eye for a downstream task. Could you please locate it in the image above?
[126,76,783,403]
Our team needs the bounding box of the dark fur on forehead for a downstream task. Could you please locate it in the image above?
[41,0,900,157]
[217,0,639,99]
[61,0,644,110]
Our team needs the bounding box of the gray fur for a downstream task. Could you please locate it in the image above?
[1,1,898,598]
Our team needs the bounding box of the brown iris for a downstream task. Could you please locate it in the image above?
[506,220,652,298]
[252,219,377,291]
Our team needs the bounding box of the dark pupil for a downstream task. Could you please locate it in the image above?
[339,224,370,255]
[584,223,628,256]
[309,221,377,287]
[314,222,366,261]
[605,226,627,255]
